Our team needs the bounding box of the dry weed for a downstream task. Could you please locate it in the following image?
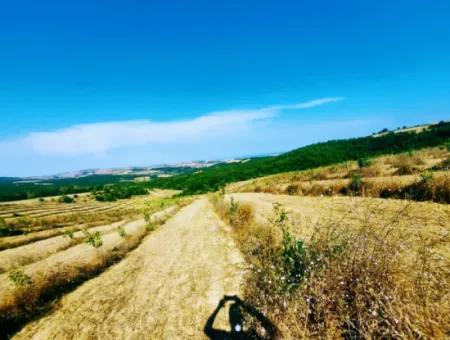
[211,194,450,338]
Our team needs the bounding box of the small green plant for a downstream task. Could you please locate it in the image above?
[82,230,103,248]
[9,268,32,287]
[357,158,372,168]
[280,226,308,291]
[63,228,74,239]
[59,195,74,203]
[146,223,157,232]
[349,174,363,193]
[39,197,45,202]
[269,203,309,292]
[117,225,126,238]
[228,197,239,217]
[420,171,433,183]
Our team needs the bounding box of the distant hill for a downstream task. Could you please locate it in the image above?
[147,121,450,194]
[0,161,239,202]
[1,121,449,201]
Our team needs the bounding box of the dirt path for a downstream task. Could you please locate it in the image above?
[14,198,245,339]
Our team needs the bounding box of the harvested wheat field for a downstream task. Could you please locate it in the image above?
[1,189,449,338]
[12,199,245,339]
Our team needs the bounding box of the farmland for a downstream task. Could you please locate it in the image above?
[0,130,449,338]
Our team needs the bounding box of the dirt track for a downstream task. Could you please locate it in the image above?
[14,198,245,339]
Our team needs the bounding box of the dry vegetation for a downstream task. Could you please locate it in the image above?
[227,146,450,204]
[0,191,189,336]
[13,198,243,339]
[1,146,449,338]
[210,192,450,338]
[0,190,176,251]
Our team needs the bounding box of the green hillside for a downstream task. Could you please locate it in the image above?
[148,121,450,194]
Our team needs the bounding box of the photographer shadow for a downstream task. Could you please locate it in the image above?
[204,295,281,340]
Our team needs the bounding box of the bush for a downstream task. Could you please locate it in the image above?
[227,197,253,228]
[242,202,450,338]
[93,183,148,202]
[357,158,372,168]
[270,203,308,292]
[349,174,363,193]
[82,230,103,248]
[59,195,74,203]
[286,183,301,195]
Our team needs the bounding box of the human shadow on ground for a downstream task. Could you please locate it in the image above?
[204,295,281,340]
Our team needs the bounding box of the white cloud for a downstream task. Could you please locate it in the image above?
[5,97,343,157]
[268,97,344,111]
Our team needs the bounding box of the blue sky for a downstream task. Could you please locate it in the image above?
[1,0,449,176]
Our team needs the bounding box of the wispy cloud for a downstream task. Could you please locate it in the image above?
[268,97,344,111]
[5,97,342,157]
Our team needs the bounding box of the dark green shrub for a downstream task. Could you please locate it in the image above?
[286,183,300,195]
[59,195,74,203]
[349,174,363,193]
[357,158,372,168]
[93,183,148,202]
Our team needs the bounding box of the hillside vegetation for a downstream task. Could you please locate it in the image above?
[149,121,450,194]
[227,146,450,203]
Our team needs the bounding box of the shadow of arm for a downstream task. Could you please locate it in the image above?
[204,298,229,339]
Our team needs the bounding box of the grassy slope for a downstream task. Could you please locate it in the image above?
[149,121,450,194]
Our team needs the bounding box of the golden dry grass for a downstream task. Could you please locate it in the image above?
[0,190,177,251]
[226,147,450,204]
[13,199,245,339]
[0,220,126,273]
[0,204,181,332]
[0,193,187,335]
[215,193,450,339]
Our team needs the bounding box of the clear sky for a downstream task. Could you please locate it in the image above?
[1,0,449,176]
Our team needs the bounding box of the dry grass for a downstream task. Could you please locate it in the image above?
[0,220,127,273]
[211,193,450,338]
[389,154,425,175]
[230,169,450,204]
[226,147,450,205]
[0,197,188,334]
[13,199,243,339]
[0,191,178,251]
[0,218,148,329]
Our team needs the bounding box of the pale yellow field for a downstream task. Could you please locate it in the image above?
[0,181,449,338]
